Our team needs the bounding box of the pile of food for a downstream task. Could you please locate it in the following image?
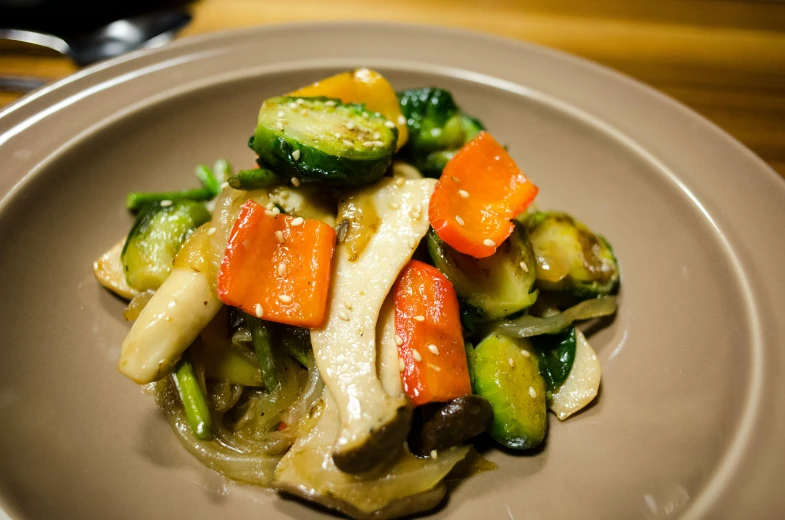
[93,69,620,519]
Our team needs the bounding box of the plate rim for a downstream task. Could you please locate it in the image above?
[1,21,784,520]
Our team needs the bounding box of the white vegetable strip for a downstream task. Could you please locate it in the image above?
[550,329,602,420]
[310,177,435,453]
[377,293,403,397]
[92,239,138,300]
[118,267,222,383]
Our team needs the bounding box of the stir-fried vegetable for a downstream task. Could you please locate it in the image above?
[217,200,336,328]
[468,334,547,450]
[427,224,538,321]
[394,260,472,406]
[227,166,284,190]
[310,178,435,474]
[429,131,539,258]
[410,395,493,456]
[533,326,577,391]
[172,356,214,440]
[122,200,211,291]
[290,68,409,149]
[252,96,397,187]
[549,329,601,420]
[93,238,138,300]
[96,70,622,520]
[488,296,617,338]
[524,211,620,299]
[397,87,486,177]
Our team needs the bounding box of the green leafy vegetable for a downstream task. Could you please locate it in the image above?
[172,356,214,440]
[533,326,577,391]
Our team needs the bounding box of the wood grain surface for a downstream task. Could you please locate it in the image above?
[1,0,784,175]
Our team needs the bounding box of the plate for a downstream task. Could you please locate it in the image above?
[1,22,784,520]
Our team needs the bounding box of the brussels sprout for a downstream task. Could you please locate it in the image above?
[397,88,487,177]
[524,211,620,299]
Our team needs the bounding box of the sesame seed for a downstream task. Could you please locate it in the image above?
[414,203,422,214]
[521,350,531,358]
[520,261,529,273]
[385,120,395,128]
[300,109,308,116]
[362,141,374,148]
[275,230,284,243]
[362,112,369,118]
[296,98,304,105]
[288,102,297,109]
[272,206,281,215]
[483,239,497,247]
[413,315,425,322]
[428,344,440,356]
[276,121,284,131]
[207,227,216,236]
[410,208,421,220]
[160,200,172,207]
[221,181,230,190]
[338,310,350,321]
[508,357,515,368]
[412,349,422,362]
[279,191,289,200]
[458,189,469,199]
[430,449,438,459]
[266,202,274,210]
[277,110,285,118]
[291,177,301,187]
[279,294,292,303]
[429,363,441,372]
[346,122,355,130]
[291,149,301,161]
[290,217,304,226]
[450,176,459,183]
[528,386,537,399]
[394,335,404,346]
[373,132,381,140]
[324,100,336,107]
[343,139,353,147]
[277,263,286,276]
[398,115,406,125]
[409,238,417,249]
[395,177,405,187]
[334,133,342,139]
[254,303,264,318]
[455,215,465,226]
[265,209,276,217]
[343,301,352,311]
[374,140,385,147]
[390,202,400,209]
[399,358,405,371]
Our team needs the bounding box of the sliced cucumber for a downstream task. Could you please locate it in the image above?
[252,96,397,187]
[121,201,211,291]
[469,334,547,450]
[427,224,538,321]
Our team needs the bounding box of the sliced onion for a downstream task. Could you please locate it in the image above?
[489,296,617,338]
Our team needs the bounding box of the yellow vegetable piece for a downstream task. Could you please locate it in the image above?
[290,68,408,150]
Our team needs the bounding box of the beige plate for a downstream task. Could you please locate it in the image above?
[1,22,784,520]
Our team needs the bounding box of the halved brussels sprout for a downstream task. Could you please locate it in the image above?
[524,211,620,299]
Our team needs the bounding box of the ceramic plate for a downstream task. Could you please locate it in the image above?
[1,22,784,520]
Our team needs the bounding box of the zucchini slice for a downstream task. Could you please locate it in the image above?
[468,334,547,450]
[427,224,538,321]
[252,96,398,187]
[121,200,211,292]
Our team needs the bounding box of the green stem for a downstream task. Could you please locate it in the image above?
[172,357,214,440]
[247,315,281,392]
[126,188,212,212]
[227,167,285,190]
[195,164,221,197]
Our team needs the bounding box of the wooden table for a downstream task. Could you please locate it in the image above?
[2,0,784,175]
